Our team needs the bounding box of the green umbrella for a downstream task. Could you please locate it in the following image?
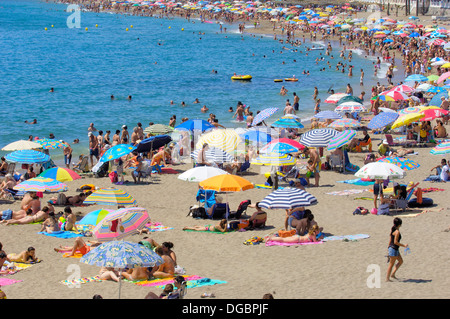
[144,124,174,136]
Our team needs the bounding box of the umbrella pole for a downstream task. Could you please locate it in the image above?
[119,268,122,299]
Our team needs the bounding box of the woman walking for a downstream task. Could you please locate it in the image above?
[386,217,408,282]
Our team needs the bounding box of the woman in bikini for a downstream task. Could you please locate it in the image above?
[40,212,61,233]
[182,219,227,233]
[8,247,39,264]
[53,237,101,257]
[265,225,321,244]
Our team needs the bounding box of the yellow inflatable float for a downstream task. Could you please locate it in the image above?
[274,79,283,82]
[284,78,298,82]
[231,75,252,81]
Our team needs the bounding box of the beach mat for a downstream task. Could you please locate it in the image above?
[322,234,370,242]
[128,275,227,289]
[326,189,368,196]
[183,229,234,234]
[38,231,83,239]
[0,278,23,286]
[254,184,284,190]
[0,262,35,276]
[144,222,174,232]
[337,179,375,186]
[61,276,103,286]
[265,240,323,247]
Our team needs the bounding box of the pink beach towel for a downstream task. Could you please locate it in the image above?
[131,275,203,287]
[265,240,323,247]
[0,278,23,286]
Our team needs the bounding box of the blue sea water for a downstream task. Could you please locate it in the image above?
[0,0,396,160]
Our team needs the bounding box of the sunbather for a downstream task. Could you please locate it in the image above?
[53,237,101,257]
[0,174,17,199]
[182,219,228,233]
[40,212,61,233]
[1,206,50,225]
[99,267,120,282]
[121,266,151,281]
[20,192,41,215]
[265,225,321,244]
[246,202,267,229]
[60,206,78,231]
[8,247,39,264]
[0,208,28,222]
[148,246,175,279]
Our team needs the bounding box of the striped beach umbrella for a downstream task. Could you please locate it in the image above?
[381,90,409,101]
[377,157,420,170]
[334,102,366,113]
[271,116,305,128]
[251,107,279,126]
[324,93,348,103]
[405,74,428,82]
[430,141,450,155]
[196,129,240,153]
[100,144,136,163]
[299,128,340,147]
[5,149,50,164]
[355,162,406,180]
[437,71,450,84]
[265,138,305,151]
[327,129,357,151]
[77,209,114,226]
[391,112,425,129]
[92,207,151,242]
[83,188,137,206]
[191,147,234,163]
[39,167,81,182]
[35,139,69,150]
[390,84,414,93]
[313,110,342,120]
[327,118,361,128]
[367,112,399,130]
[251,152,296,166]
[1,140,43,151]
[13,177,68,193]
[143,124,174,136]
[398,106,423,116]
[259,188,318,209]
[336,95,363,106]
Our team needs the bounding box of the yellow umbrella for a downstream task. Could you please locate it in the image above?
[199,174,254,192]
[441,63,450,68]
[391,113,425,130]
[196,129,240,154]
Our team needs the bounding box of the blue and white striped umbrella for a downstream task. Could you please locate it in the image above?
[259,187,318,209]
[299,129,339,147]
[251,107,279,127]
[5,149,50,164]
[271,116,304,128]
[313,110,343,120]
[404,74,428,82]
[367,112,399,130]
[191,147,234,163]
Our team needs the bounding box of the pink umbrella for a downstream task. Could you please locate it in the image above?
[437,71,450,84]
[381,90,409,100]
[390,84,414,93]
[420,108,449,121]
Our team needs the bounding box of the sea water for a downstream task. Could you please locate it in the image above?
[0,0,399,160]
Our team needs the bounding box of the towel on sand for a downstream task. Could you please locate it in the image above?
[127,275,227,288]
[265,240,323,247]
[0,262,35,276]
[322,234,370,242]
[144,222,174,232]
[61,276,103,286]
[326,189,368,196]
[0,278,23,286]
[337,179,375,186]
[38,231,82,239]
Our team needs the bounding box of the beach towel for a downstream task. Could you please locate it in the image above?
[265,240,323,247]
[254,184,285,190]
[326,189,368,196]
[354,197,374,201]
[337,179,375,186]
[38,231,83,239]
[0,278,23,286]
[0,262,35,276]
[183,229,233,234]
[127,275,227,289]
[60,276,103,286]
[144,222,174,232]
[322,234,370,242]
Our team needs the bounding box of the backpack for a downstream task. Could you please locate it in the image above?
[109,171,118,184]
[188,206,207,219]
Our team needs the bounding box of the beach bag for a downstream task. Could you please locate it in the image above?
[188,206,207,219]
[353,206,369,215]
[56,193,67,206]
[109,171,118,184]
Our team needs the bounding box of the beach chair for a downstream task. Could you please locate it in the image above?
[73,156,90,174]
[196,189,216,212]
[355,138,372,152]
[329,154,344,172]
[139,160,153,183]
[228,199,251,219]
[207,203,230,220]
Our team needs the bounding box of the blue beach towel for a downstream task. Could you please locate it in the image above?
[38,231,82,239]
[337,179,375,186]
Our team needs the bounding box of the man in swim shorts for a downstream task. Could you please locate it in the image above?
[88,132,99,168]
[293,92,300,111]
[303,147,321,187]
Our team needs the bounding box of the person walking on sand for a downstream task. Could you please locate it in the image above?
[386,217,408,282]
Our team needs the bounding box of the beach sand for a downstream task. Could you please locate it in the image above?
[1,141,450,300]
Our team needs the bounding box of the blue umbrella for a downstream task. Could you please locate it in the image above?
[251,107,279,127]
[367,112,399,130]
[175,119,214,132]
[100,144,136,162]
[404,74,428,82]
[313,110,343,120]
[429,92,448,107]
[5,149,50,164]
[239,130,272,145]
[426,86,445,93]
[260,142,298,155]
[383,38,394,43]
[271,116,304,128]
[299,128,339,147]
[409,32,420,38]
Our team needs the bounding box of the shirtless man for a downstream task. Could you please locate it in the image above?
[88,123,97,133]
[20,192,41,215]
[148,246,175,278]
[132,156,144,184]
[63,143,73,169]
[122,266,150,281]
[2,207,50,225]
[303,147,321,187]
[280,86,288,96]
[293,92,300,111]
[284,102,295,115]
[131,127,140,145]
[112,130,121,146]
[88,132,99,168]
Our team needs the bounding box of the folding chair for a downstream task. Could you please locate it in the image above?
[393,182,419,211]
[329,154,344,172]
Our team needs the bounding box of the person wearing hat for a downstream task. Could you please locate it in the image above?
[378,139,390,157]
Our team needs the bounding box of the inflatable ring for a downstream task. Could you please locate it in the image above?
[231,75,252,81]
[408,198,434,208]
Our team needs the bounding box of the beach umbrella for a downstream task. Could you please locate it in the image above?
[377,157,420,171]
[415,83,433,92]
[390,84,414,93]
[1,140,43,151]
[430,141,450,155]
[426,86,445,93]
[397,106,423,116]
[437,71,450,84]
[367,112,399,130]
[391,112,425,129]
[260,142,299,154]
[420,108,449,121]
[429,92,448,106]
[246,127,280,139]
[405,74,428,82]
[175,119,214,132]
[271,116,304,128]
[4,149,50,164]
[379,107,397,114]
[239,130,272,145]
[13,177,68,193]
[324,93,348,103]
[38,167,81,182]
[198,174,253,192]
[251,152,296,166]
[334,102,366,113]
[299,128,339,147]
[327,129,356,151]
[259,187,318,209]
[35,139,69,150]
[100,144,136,163]
[196,129,240,154]
[92,207,151,242]
[77,208,114,226]
[135,135,172,153]
[250,107,279,126]
[313,110,342,120]
[336,95,363,106]
[355,162,406,180]
[80,240,164,299]
[143,124,174,136]
[381,90,409,101]
[191,147,234,163]
[178,166,229,182]
[83,188,137,206]
[327,118,361,129]
[263,138,305,151]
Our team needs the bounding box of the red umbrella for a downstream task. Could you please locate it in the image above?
[420,108,449,121]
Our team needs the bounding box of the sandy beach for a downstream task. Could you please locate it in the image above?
[1,0,450,304]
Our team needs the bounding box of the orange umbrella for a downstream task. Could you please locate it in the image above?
[199,174,254,192]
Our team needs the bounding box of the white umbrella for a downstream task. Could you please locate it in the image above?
[178,166,229,182]
[355,162,406,180]
[1,140,43,151]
